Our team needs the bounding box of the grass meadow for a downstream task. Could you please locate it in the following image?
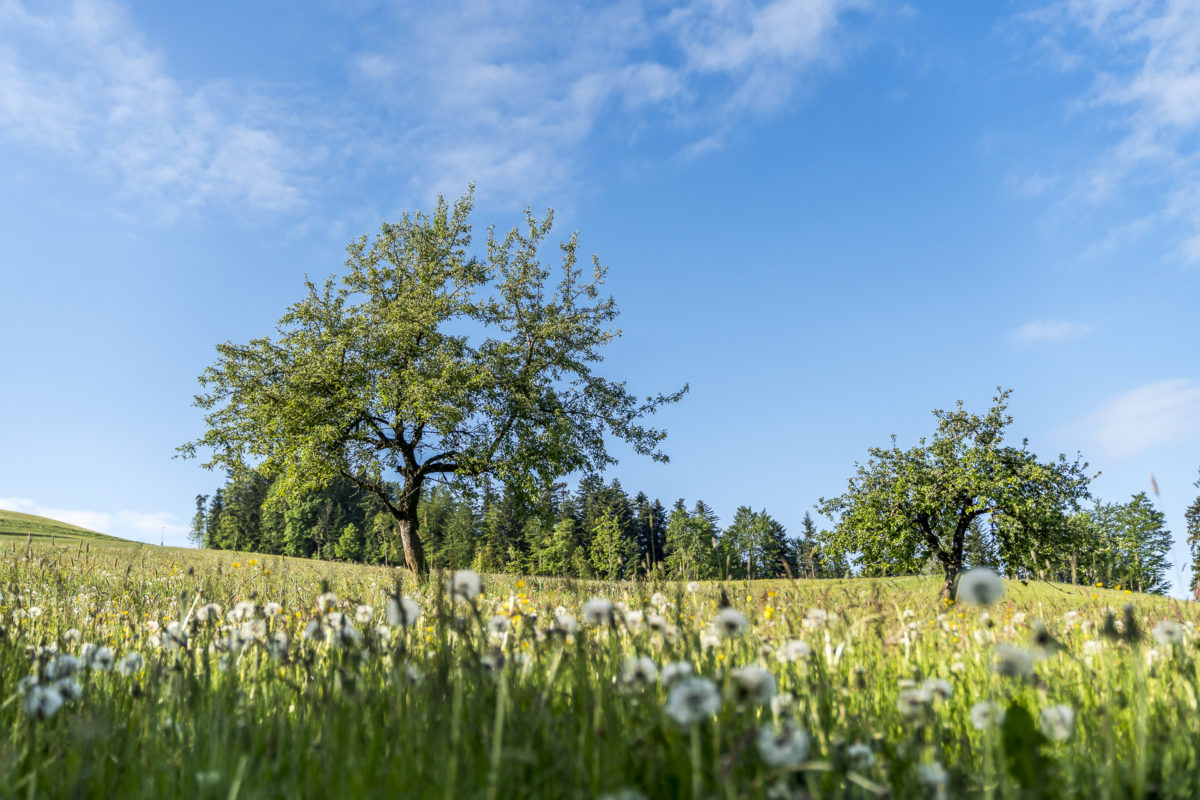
[2,536,1199,799]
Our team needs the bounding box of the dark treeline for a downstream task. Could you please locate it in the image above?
[190,472,850,581]
[192,470,1189,593]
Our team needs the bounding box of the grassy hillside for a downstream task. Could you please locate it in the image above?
[3,533,1197,798]
[0,508,133,546]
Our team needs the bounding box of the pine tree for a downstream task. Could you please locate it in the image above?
[1186,470,1200,598]
[190,494,208,547]
[962,517,1000,570]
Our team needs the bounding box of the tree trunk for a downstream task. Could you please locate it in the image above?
[941,564,959,603]
[397,516,427,574]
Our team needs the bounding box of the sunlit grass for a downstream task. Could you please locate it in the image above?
[2,540,1198,798]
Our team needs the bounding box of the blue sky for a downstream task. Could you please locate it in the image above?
[2,0,1199,593]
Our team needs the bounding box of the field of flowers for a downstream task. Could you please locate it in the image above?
[2,539,1199,799]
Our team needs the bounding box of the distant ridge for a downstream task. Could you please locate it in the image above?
[0,509,133,545]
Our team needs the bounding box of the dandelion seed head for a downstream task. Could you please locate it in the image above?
[713,607,748,639]
[993,644,1035,678]
[777,639,812,663]
[757,723,809,768]
[355,605,374,624]
[922,677,953,700]
[957,568,1004,607]
[620,656,657,689]
[847,743,874,768]
[1040,704,1075,741]
[581,598,616,626]
[970,701,1004,730]
[1152,620,1184,646]
[729,665,776,706]
[664,677,721,726]
[386,597,421,627]
[117,652,144,676]
[448,570,482,602]
[22,684,63,720]
[661,661,693,686]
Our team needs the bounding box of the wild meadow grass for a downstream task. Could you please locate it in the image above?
[2,540,1199,799]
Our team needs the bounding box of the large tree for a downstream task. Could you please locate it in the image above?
[817,389,1092,600]
[180,190,686,573]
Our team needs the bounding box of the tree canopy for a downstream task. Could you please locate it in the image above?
[180,189,686,573]
[817,389,1092,600]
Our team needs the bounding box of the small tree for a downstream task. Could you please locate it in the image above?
[180,189,686,573]
[818,389,1092,600]
[590,513,633,581]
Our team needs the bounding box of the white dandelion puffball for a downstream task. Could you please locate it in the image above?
[386,597,421,627]
[803,608,829,629]
[624,610,645,632]
[685,581,700,594]
[650,591,668,609]
[712,608,748,639]
[664,677,722,726]
[45,655,83,680]
[581,598,616,626]
[993,644,1035,678]
[970,701,1004,730]
[1040,705,1075,741]
[22,685,64,720]
[117,652,144,676]
[554,612,578,634]
[757,724,809,768]
[699,628,721,651]
[957,568,1004,606]
[448,570,482,602]
[729,666,776,706]
[922,677,953,700]
[264,602,283,618]
[487,615,512,636]
[355,605,374,624]
[897,688,930,720]
[847,743,875,768]
[620,656,658,689]
[916,761,947,788]
[1152,620,1184,646]
[776,639,812,663]
[89,646,116,672]
[317,592,338,612]
[661,661,693,686]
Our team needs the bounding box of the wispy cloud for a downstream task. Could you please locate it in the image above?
[1011,318,1092,342]
[350,0,871,201]
[0,497,188,542]
[1020,0,1200,264]
[0,0,304,217]
[1076,378,1200,459]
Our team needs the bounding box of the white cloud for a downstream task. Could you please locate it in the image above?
[1078,378,1200,459]
[1011,319,1093,342]
[351,0,868,201]
[0,497,188,543]
[1022,0,1200,263]
[0,0,303,216]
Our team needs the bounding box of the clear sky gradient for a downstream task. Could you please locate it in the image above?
[2,0,1198,593]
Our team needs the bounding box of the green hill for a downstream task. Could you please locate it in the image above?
[0,508,133,546]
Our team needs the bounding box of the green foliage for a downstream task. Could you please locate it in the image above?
[181,188,685,573]
[818,389,1092,599]
[663,501,719,580]
[1075,493,1173,594]
[1187,469,1200,597]
[589,513,634,580]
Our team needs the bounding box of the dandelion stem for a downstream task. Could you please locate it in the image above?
[690,725,702,800]
[485,669,508,800]
[443,671,464,800]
